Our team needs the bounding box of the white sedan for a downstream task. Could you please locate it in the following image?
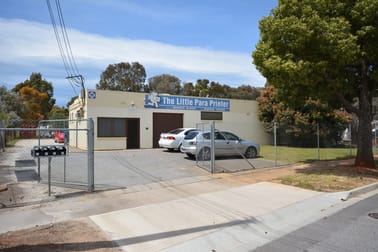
[158,128,198,151]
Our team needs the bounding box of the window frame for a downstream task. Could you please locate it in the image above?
[97,117,126,137]
[201,111,223,120]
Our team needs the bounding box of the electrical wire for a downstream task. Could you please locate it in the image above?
[46,0,85,96]
[55,0,80,78]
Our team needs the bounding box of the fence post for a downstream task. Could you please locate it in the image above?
[210,121,215,174]
[317,123,320,160]
[273,121,277,167]
[87,118,94,192]
[349,123,353,157]
[374,121,377,151]
[76,119,78,148]
[48,157,52,196]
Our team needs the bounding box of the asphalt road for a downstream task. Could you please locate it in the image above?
[253,193,378,252]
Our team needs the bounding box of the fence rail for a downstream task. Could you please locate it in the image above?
[0,118,94,193]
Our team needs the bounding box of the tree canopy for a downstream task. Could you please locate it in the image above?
[12,73,55,120]
[258,84,351,147]
[148,74,181,94]
[0,85,23,125]
[48,106,68,120]
[180,79,261,100]
[96,62,146,92]
[253,0,378,168]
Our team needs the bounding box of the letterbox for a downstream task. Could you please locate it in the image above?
[31,145,67,157]
[56,145,66,156]
[31,146,41,157]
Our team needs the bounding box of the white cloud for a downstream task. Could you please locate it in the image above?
[0,18,265,86]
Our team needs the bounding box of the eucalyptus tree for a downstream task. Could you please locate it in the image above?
[96,62,146,92]
[253,0,378,168]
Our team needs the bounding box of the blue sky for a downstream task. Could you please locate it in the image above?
[0,0,277,107]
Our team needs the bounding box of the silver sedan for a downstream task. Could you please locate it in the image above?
[180,130,260,160]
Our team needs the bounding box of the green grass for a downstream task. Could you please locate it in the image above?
[274,164,378,192]
[5,139,18,147]
[260,145,358,164]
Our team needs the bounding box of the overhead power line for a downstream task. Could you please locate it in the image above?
[46,0,85,98]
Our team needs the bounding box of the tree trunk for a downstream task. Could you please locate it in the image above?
[355,114,375,168]
[354,78,375,168]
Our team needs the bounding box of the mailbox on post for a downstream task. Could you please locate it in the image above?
[31,145,67,196]
[31,145,66,157]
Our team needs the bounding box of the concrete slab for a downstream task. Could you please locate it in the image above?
[90,182,321,252]
[0,207,54,233]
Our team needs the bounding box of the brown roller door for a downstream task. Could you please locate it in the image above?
[153,113,183,148]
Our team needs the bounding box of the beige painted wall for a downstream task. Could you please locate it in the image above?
[69,89,271,150]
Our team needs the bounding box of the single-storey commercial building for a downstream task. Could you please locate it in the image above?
[69,89,271,150]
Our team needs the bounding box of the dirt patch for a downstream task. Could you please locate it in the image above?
[0,218,122,252]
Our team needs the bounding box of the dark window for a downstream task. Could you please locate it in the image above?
[184,129,197,136]
[215,132,225,140]
[168,128,184,134]
[222,131,239,141]
[185,131,199,140]
[98,118,126,137]
[201,111,223,120]
[202,132,211,139]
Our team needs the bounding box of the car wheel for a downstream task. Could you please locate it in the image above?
[198,147,211,161]
[176,143,182,151]
[244,146,257,158]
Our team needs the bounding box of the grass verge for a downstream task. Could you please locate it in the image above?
[260,145,357,164]
[5,139,18,147]
[272,162,378,192]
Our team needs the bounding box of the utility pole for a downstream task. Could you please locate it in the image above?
[66,74,85,104]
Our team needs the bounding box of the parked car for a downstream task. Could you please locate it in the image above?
[54,131,65,143]
[180,130,260,160]
[38,126,53,138]
[158,128,198,151]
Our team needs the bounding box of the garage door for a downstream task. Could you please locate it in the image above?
[153,113,183,148]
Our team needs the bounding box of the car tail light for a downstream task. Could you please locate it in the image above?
[167,136,176,140]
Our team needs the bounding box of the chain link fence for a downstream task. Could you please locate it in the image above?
[187,121,367,173]
[267,122,357,165]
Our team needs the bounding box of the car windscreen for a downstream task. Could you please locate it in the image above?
[184,131,199,139]
[168,128,184,134]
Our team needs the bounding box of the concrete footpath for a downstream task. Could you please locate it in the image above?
[89,182,375,252]
[0,173,377,252]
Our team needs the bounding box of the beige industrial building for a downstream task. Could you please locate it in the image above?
[68,89,271,150]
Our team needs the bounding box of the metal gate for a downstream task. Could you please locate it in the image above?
[0,119,94,197]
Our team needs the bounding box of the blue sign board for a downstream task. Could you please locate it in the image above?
[144,93,230,111]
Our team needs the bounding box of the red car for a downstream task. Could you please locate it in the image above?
[54,131,65,143]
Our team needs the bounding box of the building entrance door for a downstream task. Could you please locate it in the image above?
[126,118,140,149]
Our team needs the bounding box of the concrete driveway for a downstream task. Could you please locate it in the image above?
[1,139,278,191]
[49,148,279,190]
